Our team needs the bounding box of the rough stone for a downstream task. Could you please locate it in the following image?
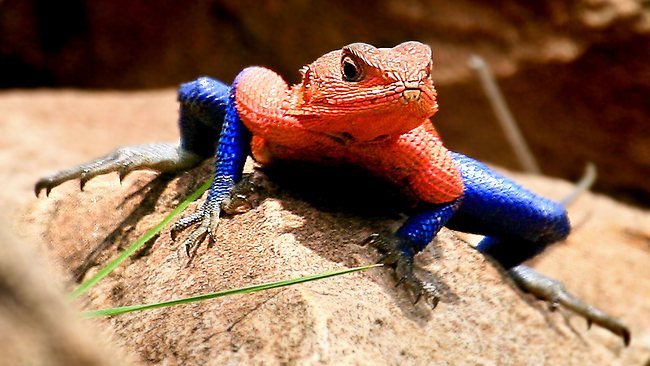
[2,90,649,365]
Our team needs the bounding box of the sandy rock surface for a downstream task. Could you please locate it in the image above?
[2,90,650,365]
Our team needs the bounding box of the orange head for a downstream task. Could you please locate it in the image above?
[288,41,438,142]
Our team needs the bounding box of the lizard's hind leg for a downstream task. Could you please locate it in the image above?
[509,265,630,345]
[447,152,629,344]
[447,152,570,269]
[35,77,231,197]
[35,143,203,196]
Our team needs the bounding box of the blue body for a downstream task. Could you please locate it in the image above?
[177,77,570,269]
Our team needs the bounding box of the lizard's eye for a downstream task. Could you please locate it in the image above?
[341,57,362,82]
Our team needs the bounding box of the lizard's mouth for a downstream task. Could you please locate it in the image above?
[400,88,422,105]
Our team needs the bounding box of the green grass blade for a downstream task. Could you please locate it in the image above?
[70,178,213,299]
[84,263,382,317]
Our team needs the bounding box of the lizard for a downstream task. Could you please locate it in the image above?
[35,41,629,345]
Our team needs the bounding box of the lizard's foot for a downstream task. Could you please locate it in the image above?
[171,174,262,255]
[171,199,221,256]
[509,265,630,346]
[35,143,203,196]
[364,233,440,307]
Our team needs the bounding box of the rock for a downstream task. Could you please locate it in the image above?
[0,223,133,366]
[22,168,629,365]
[5,90,650,365]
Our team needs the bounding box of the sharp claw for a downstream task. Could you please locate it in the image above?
[509,265,630,345]
[170,223,190,242]
[430,296,439,309]
[170,228,180,241]
[34,183,42,197]
[365,231,442,308]
[80,173,90,191]
[413,291,422,305]
[35,180,54,197]
[362,233,379,246]
[182,227,208,258]
[118,164,133,183]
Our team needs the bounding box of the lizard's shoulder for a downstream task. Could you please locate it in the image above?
[234,67,290,115]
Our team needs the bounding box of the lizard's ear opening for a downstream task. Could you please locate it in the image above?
[298,65,314,102]
[299,65,309,78]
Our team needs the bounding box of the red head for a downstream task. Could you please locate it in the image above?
[288,41,438,142]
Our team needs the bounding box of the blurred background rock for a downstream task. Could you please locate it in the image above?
[2,0,649,205]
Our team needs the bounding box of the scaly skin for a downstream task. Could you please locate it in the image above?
[35,41,629,345]
[235,42,462,203]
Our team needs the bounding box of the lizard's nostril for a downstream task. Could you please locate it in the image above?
[401,89,421,104]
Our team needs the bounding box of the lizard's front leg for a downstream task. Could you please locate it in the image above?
[366,199,462,306]
[356,127,464,306]
[170,89,251,253]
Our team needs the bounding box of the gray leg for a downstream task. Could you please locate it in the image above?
[36,77,232,197]
[509,265,630,345]
[35,143,203,196]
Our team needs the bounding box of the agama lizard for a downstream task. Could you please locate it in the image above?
[35,41,629,345]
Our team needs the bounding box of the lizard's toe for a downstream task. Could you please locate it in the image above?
[394,251,440,308]
[365,232,440,307]
[509,265,630,346]
[170,207,208,241]
[34,178,54,197]
[172,202,221,257]
[171,199,220,238]
[171,173,267,255]
[181,218,212,257]
[34,143,202,197]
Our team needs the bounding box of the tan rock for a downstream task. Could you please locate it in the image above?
[3,90,648,365]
